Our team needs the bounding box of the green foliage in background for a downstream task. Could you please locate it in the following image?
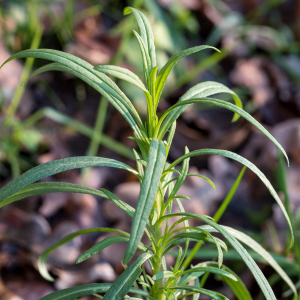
[0,7,297,300]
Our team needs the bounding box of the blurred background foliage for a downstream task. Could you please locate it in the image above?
[0,0,300,299]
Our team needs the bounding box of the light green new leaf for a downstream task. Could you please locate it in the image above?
[1,50,144,138]
[39,283,154,300]
[155,46,219,103]
[77,236,129,264]
[200,225,297,299]
[169,285,228,300]
[0,156,138,205]
[124,7,156,70]
[158,97,288,166]
[178,266,237,281]
[38,228,131,281]
[158,212,278,300]
[152,270,175,281]
[94,65,148,92]
[103,252,154,300]
[166,149,293,249]
[123,139,166,264]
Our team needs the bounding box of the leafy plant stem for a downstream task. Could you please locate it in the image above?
[182,166,246,269]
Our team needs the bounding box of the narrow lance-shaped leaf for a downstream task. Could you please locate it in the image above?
[1,50,145,138]
[124,139,166,264]
[124,7,156,70]
[77,236,129,264]
[157,81,244,138]
[0,156,138,205]
[166,148,293,248]
[94,65,148,92]
[157,212,279,300]
[39,283,154,300]
[38,228,132,281]
[200,225,297,300]
[155,46,219,103]
[158,97,288,166]
[103,252,154,300]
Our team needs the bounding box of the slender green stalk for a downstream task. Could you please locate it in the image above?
[6,25,43,118]
[182,166,246,269]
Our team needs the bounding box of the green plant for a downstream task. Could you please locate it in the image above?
[0,7,297,300]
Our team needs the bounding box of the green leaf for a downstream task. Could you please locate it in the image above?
[199,262,252,300]
[123,139,166,264]
[166,148,293,249]
[200,225,297,299]
[158,97,289,166]
[103,252,154,300]
[181,81,243,122]
[155,46,219,103]
[1,51,144,139]
[94,65,148,92]
[39,283,153,300]
[38,228,131,281]
[168,285,228,300]
[178,265,237,281]
[152,270,175,281]
[124,7,156,70]
[77,236,129,264]
[158,212,278,300]
[0,156,138,206]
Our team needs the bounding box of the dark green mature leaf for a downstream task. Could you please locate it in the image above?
[39,283,154,300]
[77,236,129,264]
[38,228,131,281]
[124,7,156,70]
[0,183,135,220]
[158,97,288,166]
[166,148,293,248]
[1,51,144,138]
[94,65,148,92]
[123,139,166,264]
[200,225,297,299]
[103,252,154,300]
[155,46,219,103]
[0,156,138,205]
[169,285,228,300]
[158,212,278,300]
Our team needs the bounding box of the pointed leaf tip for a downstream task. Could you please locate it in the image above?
[123,7,132,15]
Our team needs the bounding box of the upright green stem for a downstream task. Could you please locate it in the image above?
[152,192,166,300]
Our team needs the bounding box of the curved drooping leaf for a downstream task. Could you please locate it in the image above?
[0,183,135,220]
[103,252,154,300]
[1,50,144,138]
[155,46,219,103]
[169,285,228,300]
[200,225,297,299]
[166,149,293,248]
[197,262,252,300]
[152,270,175,281]
[158,97,288,166]
[38,228,131,281]
[123,139,166,264]
[77,236,130,264]
[94,65,148,92]
[124,7,156,70]
[0,156,138,206]
[39,283,154,300]
[178,265,237,281]
[157,212,278,300]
